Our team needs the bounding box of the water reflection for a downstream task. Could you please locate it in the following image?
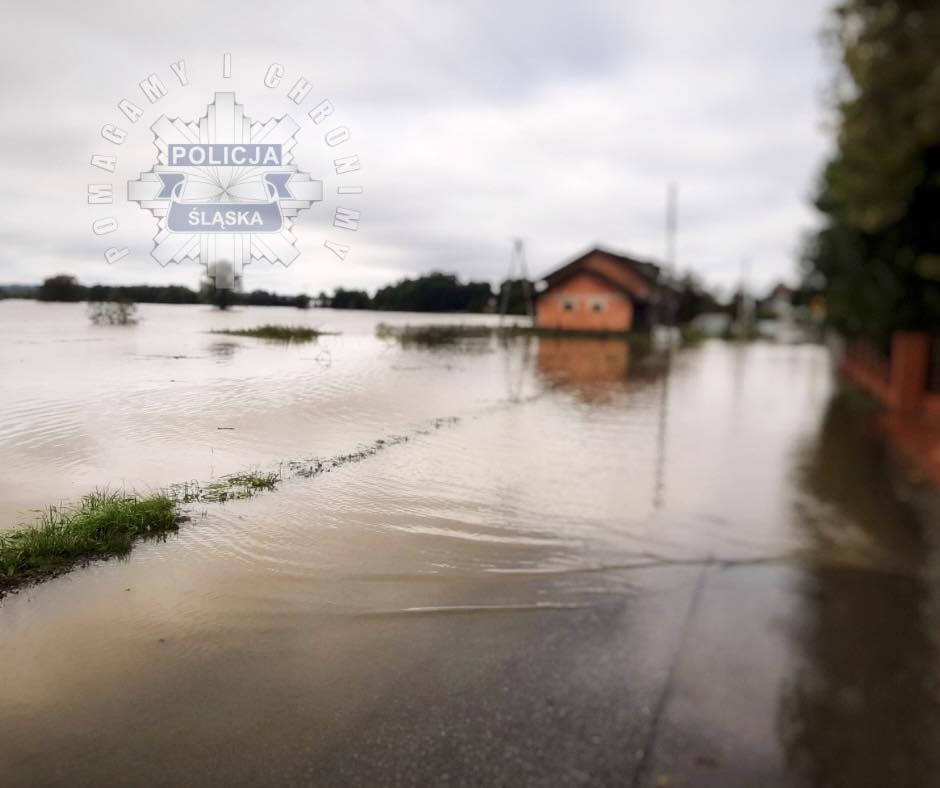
[780,393,940,787]
[501,333,535,401]
[207,340,240,362]
[535,336,664,402]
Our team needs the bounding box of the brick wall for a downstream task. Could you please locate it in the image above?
[535,273,632,332]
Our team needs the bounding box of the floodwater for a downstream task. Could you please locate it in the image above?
[1,300,939,786]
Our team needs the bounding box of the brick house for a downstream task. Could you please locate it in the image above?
[535,247,671,332]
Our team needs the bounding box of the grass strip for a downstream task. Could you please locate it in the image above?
[0,416,462,597]
[210,325,328,342]
[376,323,495,346]
[374,323,653,346]
[171,470,281,503]
[0,491,180,594]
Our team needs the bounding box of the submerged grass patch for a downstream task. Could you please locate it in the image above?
[375,323,656,347]
[171,470,281,504]
[0,491,180,593]
[1,414,463,597]
[210,325,328,342]
[376,323,496,346]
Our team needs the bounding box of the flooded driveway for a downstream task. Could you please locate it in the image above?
[1,301,939,786]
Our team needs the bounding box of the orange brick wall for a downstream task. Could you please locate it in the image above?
[535,273,633,332]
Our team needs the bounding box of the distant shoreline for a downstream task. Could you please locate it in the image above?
[1,270,536,315]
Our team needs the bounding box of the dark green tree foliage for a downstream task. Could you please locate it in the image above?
[37,275,84,302]
[371,272,492,312]
[674,272,721,323]
[86,283,201,304]
[806,0,940,340]
[33,276,309,309]
[498,278,534,315]
[199,279,234,310]
[329,288,372,309]
[0,284,38,299]
[242,289,309,309]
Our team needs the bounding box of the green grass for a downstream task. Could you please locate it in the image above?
[210,325,328,342]
[0,491,179,591]
[679,325,709,345]
[0,415,464,596]
[0,471,280,595]
[376,323,496,346]
[375,322,658,346]
[171,470,281,503]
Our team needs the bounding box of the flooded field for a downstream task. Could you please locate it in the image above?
[2,300,940,786]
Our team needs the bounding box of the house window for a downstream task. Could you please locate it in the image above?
[562,298,576,311]
[591,299,605,312]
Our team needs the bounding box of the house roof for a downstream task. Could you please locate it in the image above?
[538,247,666,303]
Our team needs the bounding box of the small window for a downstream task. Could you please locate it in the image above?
[562,298,576,311]
[591,299,605,312]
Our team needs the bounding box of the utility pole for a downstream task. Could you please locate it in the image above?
[498,238,533,324]
[660,181,678,327]
[737,257,753,335]
[665,181,678,275]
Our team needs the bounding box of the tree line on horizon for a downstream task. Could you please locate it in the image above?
[3,272,537,314]
[8,275,312,310]
[0,271,803,321]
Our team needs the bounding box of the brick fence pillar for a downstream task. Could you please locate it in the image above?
[889,331,930,410]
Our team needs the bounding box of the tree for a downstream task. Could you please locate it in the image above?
[199,279,233,310]
[673,272,720,324]
[331,288,372,309]
[37,275,84,302]
[371,272,492,312]
[804,0,940,341]
[87,300,137,326]
[497,278,533,315]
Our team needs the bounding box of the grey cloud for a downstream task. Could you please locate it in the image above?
[0,0,834,295]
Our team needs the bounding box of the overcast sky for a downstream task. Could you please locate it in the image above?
[0,0,834,296]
